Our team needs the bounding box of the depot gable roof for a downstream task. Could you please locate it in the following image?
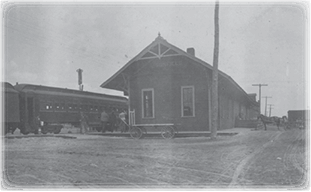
[100,34,258,106]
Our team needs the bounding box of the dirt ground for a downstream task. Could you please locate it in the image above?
[2,125,308,190]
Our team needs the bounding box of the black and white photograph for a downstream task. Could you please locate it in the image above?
[1,0,309,190]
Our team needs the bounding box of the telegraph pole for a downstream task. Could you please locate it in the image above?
[262,96,272,116]
[211,0,220,140]
[252,84,268,115]
[268,104,274,117]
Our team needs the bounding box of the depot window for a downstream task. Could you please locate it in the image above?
[181,86,195,117]
[142,88,154,118]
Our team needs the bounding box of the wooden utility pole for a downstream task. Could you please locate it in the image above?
[252,84,268,115]
[211,0,220,140]
[262,96,272,116]
[268,104,274,117]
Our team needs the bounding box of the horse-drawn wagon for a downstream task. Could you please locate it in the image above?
[119,110,177,139]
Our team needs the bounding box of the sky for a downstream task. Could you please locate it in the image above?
[2,1,309,117]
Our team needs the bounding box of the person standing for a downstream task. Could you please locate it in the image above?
[101,110,109,133]
[80,112,88,134]
[109,110,117,132]
[119,110,126,122]
[118,110,128,132]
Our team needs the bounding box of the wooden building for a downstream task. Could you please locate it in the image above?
[101,34,259,131]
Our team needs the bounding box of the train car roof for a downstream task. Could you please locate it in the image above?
[288,110,310,113]
[1,82,19,94]
[14,84,128,103]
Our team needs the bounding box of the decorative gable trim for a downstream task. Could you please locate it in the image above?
[139,41,180,60]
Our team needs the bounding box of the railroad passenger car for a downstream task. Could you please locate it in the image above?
[2,82,20,134]
[14,84,128,134]
[287,110,309,129]
[15,84,127,134]
[288,110,309,122]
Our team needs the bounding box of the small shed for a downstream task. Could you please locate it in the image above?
[101,34,259,131]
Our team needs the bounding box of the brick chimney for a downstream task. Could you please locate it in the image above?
[187,48,195,56]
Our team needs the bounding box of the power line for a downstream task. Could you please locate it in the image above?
[252,84,268,115]
[267,104,274,117]
[262,96,272,116]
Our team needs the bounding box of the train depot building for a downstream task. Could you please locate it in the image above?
[101,35,259,132]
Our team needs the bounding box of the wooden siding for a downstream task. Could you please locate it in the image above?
[129,56,210,131]
[126,54,258,131]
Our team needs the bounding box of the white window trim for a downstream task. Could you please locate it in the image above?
[181,86,195,117]
[142,88,155,119]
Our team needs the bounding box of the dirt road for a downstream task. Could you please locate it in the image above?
[2,126,307,189]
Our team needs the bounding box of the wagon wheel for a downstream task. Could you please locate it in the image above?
[53,128,61,134]
[41,127,48,134]
[130,126,143,139]
[161,126,175,139]
[141,127,148,134]
[96,127,102,132]
[21,130,29,135]
[173,126,179,134]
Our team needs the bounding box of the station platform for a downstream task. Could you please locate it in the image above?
[4,128,253,139]
[86,127,253,138]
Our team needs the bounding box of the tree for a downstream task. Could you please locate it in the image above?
[211,0,219,140]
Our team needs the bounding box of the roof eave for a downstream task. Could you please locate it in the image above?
[100,38,163,89]
[100,36,257,106]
